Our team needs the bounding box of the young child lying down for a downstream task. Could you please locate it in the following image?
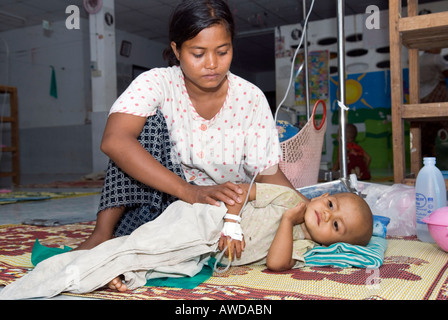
[0,183,373,299]
[109,183,373,292]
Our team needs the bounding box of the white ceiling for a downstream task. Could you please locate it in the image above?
[0,0,442,73]
[0,0,388,39]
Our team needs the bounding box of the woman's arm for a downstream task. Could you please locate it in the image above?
[101,113,243,206]
[223,183,256,215]
[266,202,306,272]
[101,113,189,198]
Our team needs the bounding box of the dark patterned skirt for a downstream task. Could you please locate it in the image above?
[97,110,185,236]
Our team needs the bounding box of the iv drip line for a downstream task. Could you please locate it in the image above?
[214,0,316,273]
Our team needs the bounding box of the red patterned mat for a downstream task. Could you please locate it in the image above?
[1,223,448,300]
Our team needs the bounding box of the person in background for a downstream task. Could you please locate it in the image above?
[332,123,371,180]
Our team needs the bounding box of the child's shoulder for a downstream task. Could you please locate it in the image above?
[256,183,295,193]
[255,183,302,206]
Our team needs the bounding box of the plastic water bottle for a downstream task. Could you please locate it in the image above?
[415,157,447,242]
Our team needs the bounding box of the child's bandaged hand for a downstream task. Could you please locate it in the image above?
[219,222,245,260]
[218,235,245,260]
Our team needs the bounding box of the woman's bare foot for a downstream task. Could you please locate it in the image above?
[108,276,128,292]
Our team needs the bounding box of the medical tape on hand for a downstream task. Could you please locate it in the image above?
[224,213,241,223]
[221,221,243,241]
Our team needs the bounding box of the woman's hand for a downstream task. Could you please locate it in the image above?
[184,182,244,207]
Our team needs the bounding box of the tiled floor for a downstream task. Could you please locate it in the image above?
[0,175,103,300]
[0,190,101,226]
[1,174,102,225]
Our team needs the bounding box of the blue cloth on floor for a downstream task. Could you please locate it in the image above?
[144,257,216,289]
[31,239,72,267]
[303,236,387,269]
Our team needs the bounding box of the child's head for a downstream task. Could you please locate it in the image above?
[336,123,357,143]
[303,192,373,246]
[345,123,357,143]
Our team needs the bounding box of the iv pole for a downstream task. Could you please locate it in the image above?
[302,0,311,119]
[337,0,348,179]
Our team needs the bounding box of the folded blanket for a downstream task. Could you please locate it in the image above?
[303,236,387,269]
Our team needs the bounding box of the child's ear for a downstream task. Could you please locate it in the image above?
[171,41,180,61]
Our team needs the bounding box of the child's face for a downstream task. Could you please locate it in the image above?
[303,193,368,246]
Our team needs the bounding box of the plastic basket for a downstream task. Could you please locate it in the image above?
[279,99,327,188]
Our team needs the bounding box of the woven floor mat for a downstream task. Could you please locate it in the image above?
[1,223,447,300]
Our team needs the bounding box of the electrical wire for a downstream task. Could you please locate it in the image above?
[274,0,315,122]
[214,0,315,273]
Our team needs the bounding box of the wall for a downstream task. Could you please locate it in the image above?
[116,29,167,96]
[0,19,92,184]
[0,18,168,186]
[1,20,91,129]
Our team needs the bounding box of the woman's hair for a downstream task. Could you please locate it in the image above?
[163,0,235,66]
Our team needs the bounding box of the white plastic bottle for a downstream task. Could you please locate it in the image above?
[415,157,447,242]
